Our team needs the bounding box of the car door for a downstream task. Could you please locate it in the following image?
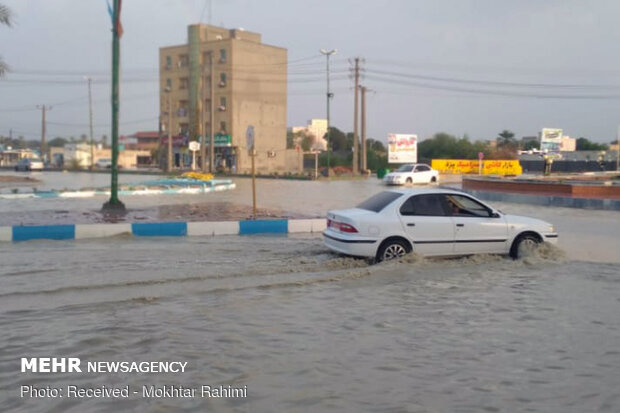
[398,194,455,256]
[413,164,431,183]
[445,194,508,254]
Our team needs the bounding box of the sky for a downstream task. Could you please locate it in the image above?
[1,0,620,144]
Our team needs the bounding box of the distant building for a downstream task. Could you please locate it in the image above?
[0,149,38,167]
[120,131,160,151]
[159,24,300,173]
[291,119,328,150]
[49,143,151,169]
[560,136,576,152]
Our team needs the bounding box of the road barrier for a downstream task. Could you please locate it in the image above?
[1,219,327,243]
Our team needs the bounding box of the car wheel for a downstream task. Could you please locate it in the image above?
[406,177,413,184]
[377,239,410,262]
[430,176,437,183]
[510,233,541,259]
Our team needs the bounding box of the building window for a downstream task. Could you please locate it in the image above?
[166,78,172,89]
[178,100,188,117]
[219,73,226,87]
[204,99,211,113]
[219,97,226,111]
[178,54,188,68]
[165,56,172,70]
[179,78,189,90]
[180,123,189,135]
[220,121,227,133]
[219,49,226,63]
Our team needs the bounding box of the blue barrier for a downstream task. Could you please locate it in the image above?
[239,220,288,235]
[2,219,323,242]
[13,225,76,242]
[131,222,188,237]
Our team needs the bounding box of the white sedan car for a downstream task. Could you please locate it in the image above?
[323,188,558,262]
[384,163,439,185]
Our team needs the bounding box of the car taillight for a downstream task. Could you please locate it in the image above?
[339,223,358,233]
[327,219,358,233]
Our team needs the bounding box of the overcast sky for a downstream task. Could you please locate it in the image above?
[1,0,620,144]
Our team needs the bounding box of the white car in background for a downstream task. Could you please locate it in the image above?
[95,158,112,169]
[323,188,558,262]
[14,157,44,171]
[384,163,439,185]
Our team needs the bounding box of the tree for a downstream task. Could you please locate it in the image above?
[327,127,347,152]
[576,137,608,151]
[497,129,517,148]
[367,138,386,153]
[48,137,68,147]
[286,130,295,149]
[522,140,540,151]
[0,3,12,77]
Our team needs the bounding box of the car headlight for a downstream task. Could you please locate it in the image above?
[548,225,555,233]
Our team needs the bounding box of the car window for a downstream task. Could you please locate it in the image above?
[400,194,447,216]
[395,164,414,172]
[445,194,492,217]
[357,191,403,212]
[416,165,430,171]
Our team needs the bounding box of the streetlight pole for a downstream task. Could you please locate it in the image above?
[86,76,94,170]
[320,48,336,176]
[103,0,124,211]
[166,87,173,172]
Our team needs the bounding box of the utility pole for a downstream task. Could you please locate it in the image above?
[86,77,94,169]
[352,57,360,174]
[209,51,215,173]
[36,105,51,162]
[320,48,337,176]
[166,88,173,172]
[617,125,620,172]
[361,85,367,173]
[103,0,125,211]
[200,53,207,173]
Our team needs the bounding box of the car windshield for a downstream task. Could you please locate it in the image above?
[357,191,403,212]
[395,164,414,172]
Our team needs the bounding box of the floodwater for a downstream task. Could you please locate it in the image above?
[1,172,619,412]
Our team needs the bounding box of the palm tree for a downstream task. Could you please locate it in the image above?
[497,129,517,148]
[0,3,12,77]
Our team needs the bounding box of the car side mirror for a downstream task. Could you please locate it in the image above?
[491,212,501,218]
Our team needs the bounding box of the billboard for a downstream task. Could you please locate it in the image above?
[387,133,417,163]
[540,128,563,152]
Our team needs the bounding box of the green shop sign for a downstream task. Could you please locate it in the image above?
[202,134,232,147]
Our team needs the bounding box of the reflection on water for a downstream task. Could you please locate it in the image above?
[1,236,619,412]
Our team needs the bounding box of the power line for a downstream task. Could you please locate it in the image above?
[365,74,620,100]
[365,68,620,90]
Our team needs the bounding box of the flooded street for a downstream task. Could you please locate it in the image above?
[1,172,619,412]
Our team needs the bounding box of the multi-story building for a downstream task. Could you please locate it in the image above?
[159,24,299,173]
[291,119,328,150]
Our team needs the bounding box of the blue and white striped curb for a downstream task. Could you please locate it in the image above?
[0,219,327,242]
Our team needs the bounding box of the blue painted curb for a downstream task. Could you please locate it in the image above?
[131,222,188,237]
[13,225,76,242]
[239,220,288,235]
[2,219,326,242]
